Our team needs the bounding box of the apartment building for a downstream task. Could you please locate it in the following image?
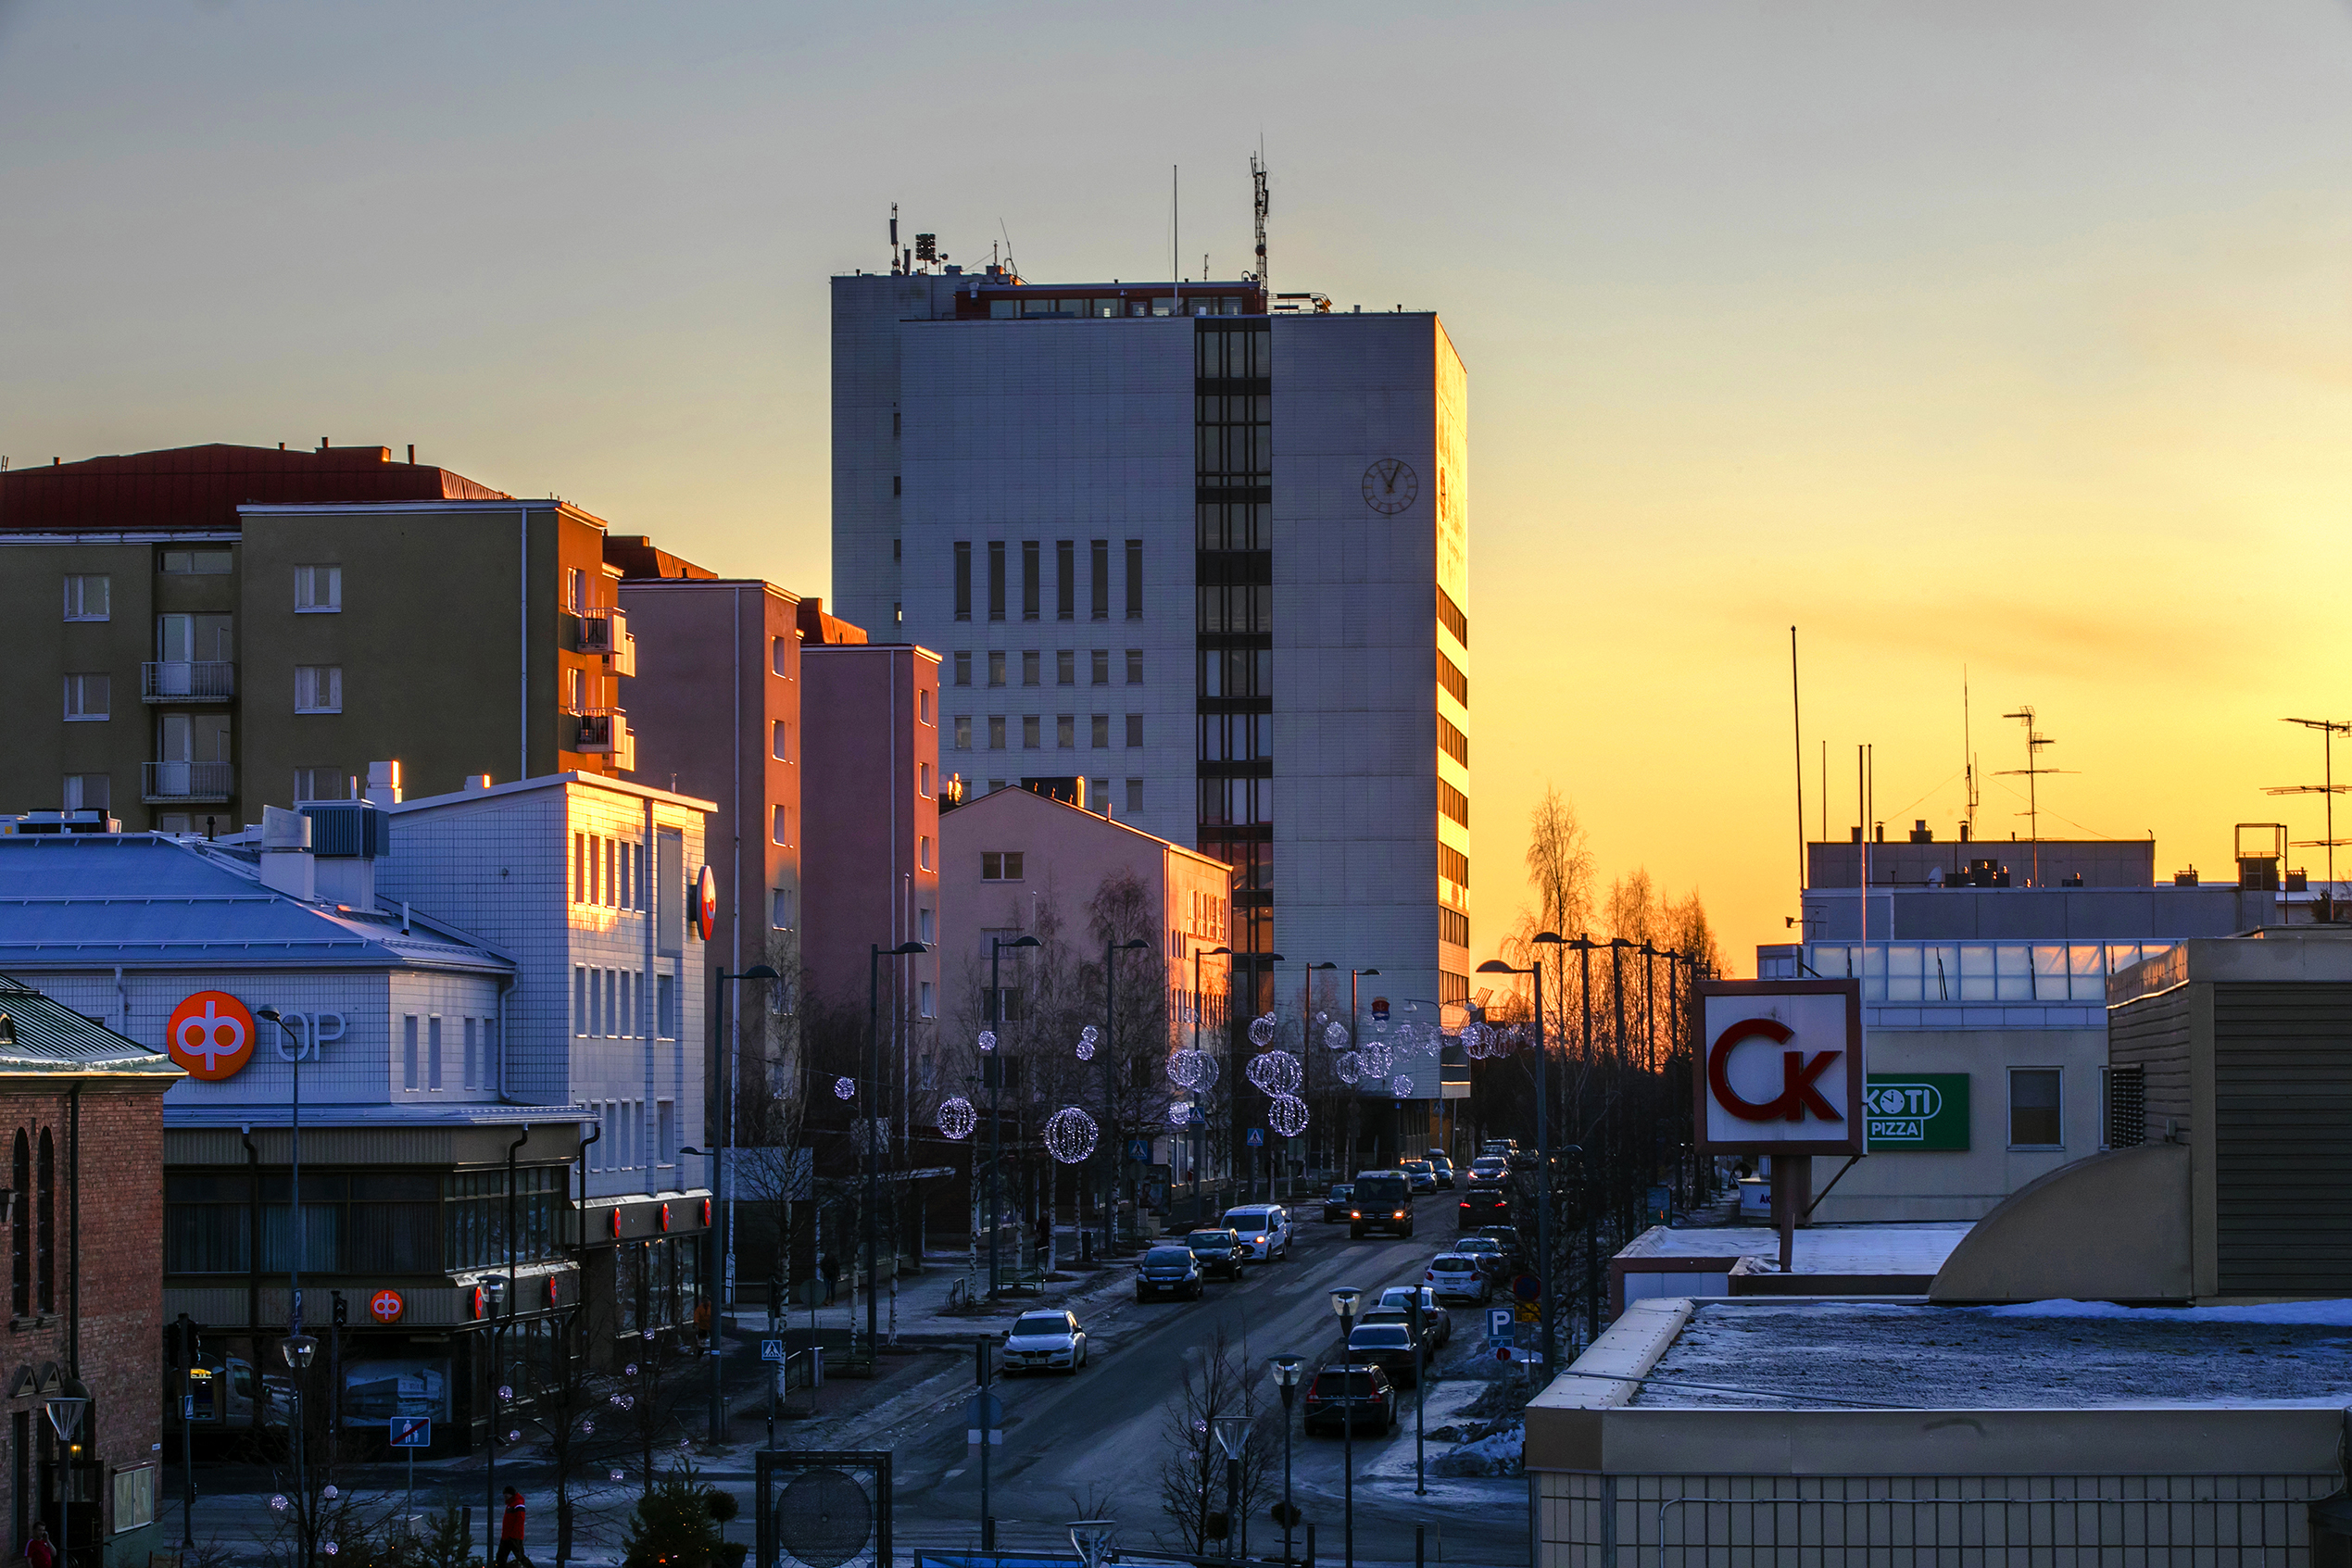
[831,264,1472,1041]
[0,442,634,831]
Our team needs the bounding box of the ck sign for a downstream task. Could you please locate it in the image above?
[1693,980,1864,1156]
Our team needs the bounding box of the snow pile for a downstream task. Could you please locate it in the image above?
[1432,1424,1523,1478]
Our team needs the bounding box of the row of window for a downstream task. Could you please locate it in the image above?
[9,1128,56,1318]
[954,539,1143,622]
[585,1100,673,1173]
[57,565,342,621]
[1438,650,1469,708]
[164,1169,562,1275]
[1439,907,1470,948]
[573,831,646,909]
[1439,715,1469,768]
[1440,844,1471,889]
[954,649,1142,687]
[57,665,342,719]
[952,714,1144,750]
[399,1013,498,1093]
[1440,781,1470,827]
[986,295,1257,320]
[572,965,680,1039]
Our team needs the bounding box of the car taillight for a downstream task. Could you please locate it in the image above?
[1460,1201,1469,1209]
[1350,1210,1361,1218]
[1394,1210,1406,1219]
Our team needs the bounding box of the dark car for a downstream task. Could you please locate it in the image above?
[1185,1227,1245,1280]
[1134,1244,1204,1301]
[1302,1365,1399,1435]
[1321,1184,1355,1223]
[1476,1226,1527,1273]
[1426,1153,1457,1189]
[1349,1172,1415,1239]
[1359,1306,1443,1363]
[1466,1156,1511,1188]
[1458,1188,1512,1230]
[1346,1323,1421,1387]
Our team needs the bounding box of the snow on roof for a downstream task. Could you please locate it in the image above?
[1631,1299,2352,1410]
[1616,1223,1971,1275]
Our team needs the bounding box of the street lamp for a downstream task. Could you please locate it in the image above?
[986,935,1040,1293]
[1211,1413,1252,1560]
[1191,945,1230,1204]
[474,1272,514,1561]
[1102,937,1149,1259]
[45,1379,88,1568]
[256,1006,312,1561]
[713,964,782,1317]
[679,1146,725,1441]
[1480,931,1565,1381]
[866,942,929,1356]
[1267,1355,1303,1565]
[1328,1287,1363,1568]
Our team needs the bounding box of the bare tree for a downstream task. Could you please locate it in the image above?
[1154,1323,1277,1555]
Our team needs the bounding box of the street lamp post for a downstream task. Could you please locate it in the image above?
[1268,1355,1302,1565]
[255,1007,314,1562]
[986,935,1040,1293]
[679,1146,725,1441]
[44,1382,88,1568]
[867,942,929,1355]
[713,966,782,1313]
[1192,944,1229,1209]
[472,1275,507,1564]
[1479,932,1565,1381]
[1328,1287,1362,1568]
[1103,938,1149,1259]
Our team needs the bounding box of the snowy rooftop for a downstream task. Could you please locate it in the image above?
[1631,1299,2352,1410]
[1616,1223,1971,1275]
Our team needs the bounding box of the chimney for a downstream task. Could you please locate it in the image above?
[257,806,316,900]
[1909,819,1932,844]
[464,774,493,793]
[302,800,391,908]
[366,759,403,806]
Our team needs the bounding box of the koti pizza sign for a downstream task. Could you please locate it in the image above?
[1693,979,1865,1156]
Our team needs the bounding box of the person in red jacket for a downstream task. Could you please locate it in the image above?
[20,1523,54,1568]
[496,1487,534,1568]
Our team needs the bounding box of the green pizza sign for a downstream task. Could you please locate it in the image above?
[1864,1073,1969,1151]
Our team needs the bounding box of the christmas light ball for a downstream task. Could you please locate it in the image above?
[1248,1014,1277,1048]
[1324,1022,1348,1049]
[1245,1050,1302,1097]
[1081,1025,1100,1046]
[1389,1075,1415,1098]
[1334,1051,1362,1085]
[1268,1095,1309,1137]
[833,1076,855,1099]
[1044,1107,1100,1164]
[978,1030,998,1054]
[937,1098,976,1140]
[1075,1037,1094,1061]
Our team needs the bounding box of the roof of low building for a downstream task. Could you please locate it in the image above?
[939,782,1233,872]
[1617,1222,1971,1276]
[0,835,511,974]
[0,974,182,1077]
[0,442,509,533]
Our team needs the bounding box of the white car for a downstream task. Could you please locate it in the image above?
[1001,1310,1089,1375]
[1424,1252,1492,1305]
[1221,1204,1293,1263]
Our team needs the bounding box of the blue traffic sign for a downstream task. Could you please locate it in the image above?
[760,1338,786,1363]
[390,1417,432,1449]
[1127,1139,1151,1161]
[1246,1128,1264,1148]
[1486,1307,1514,1348]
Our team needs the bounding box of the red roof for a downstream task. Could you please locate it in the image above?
[0,443,511,533]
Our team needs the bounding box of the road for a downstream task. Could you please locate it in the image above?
[873,1189,1528,1565]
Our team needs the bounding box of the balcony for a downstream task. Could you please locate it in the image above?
[144,760,233,803]
[577,609,637,677]
[142,661,236,703]
[569,706,635,761]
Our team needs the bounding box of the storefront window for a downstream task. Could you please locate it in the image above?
[446,1167,560,1271]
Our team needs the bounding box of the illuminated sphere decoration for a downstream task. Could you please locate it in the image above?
[1044,1107,1100,1164]
[1075,1035,1095,1061]
[1390,1074,1415,1098]
[1168,1102,1192,1126]
[1334,1050,1362,1085]
[1268,1094,1309,1137]
[1324,1021,1349,1049]
[1168,1048,1212,1090]
[1245,1049,1302,1097]
[977,1030,998,1054]
[833,1075,855,1100]
[1314,1010,1329,1030]
[937,1097,976,1140]
[1081,1025,1100,1046]
[1248,1014,1277,1048]
[1357,1041,1393,1079]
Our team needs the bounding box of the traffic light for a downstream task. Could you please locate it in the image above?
[332,1291,348,1328]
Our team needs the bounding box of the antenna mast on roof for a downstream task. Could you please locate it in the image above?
[890,204,900,275]
[1251,149,1270,293]
[1963,669,1979,839]
[1998,704,2074,885]
[2268,717,2352,886]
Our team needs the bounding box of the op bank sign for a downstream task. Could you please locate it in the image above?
[1693,980,1865,1156]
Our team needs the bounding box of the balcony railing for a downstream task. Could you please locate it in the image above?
[569,708,623,755]
[142,661,236,703]
[144,760,233,803]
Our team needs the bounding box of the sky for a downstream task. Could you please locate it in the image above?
[6,1,2352,970]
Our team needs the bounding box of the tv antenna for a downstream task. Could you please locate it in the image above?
[1251,147,1270,292]
[1998,704,2073,885]
[2268,717,2352,885]
[1963,669,1980,838]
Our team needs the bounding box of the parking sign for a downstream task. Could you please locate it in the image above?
[1486,1308,1513,1348]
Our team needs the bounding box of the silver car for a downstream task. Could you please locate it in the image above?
[1221,1204,1292,1262]
[1001,1310,1089,1375]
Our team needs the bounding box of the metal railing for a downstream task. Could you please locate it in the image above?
[142,660,236,702]
[143,760,233,803]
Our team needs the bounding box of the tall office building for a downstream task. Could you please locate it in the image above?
[832,263,1473,1034]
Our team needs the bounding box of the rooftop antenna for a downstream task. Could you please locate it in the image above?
[1963,668,1979,838]
[1171,164,1180,314]
[999,218,1016,281]
[1251,147,1270,293]
[1998,704,2073,885]
[2269,717,2352,885]
[890,204,900,275]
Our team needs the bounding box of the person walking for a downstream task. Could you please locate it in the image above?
[818,1252,839,1306]
[495,1486,535,1568]
[21,1523,54,1568]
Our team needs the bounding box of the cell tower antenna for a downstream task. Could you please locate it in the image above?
[1251,147,1270,294]
[1997,704,2075,885]
[2268,717,2352,886]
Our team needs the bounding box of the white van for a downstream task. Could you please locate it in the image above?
[1220,1205,1292,1263]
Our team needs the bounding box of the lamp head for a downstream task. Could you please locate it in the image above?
[1475,960,1518,975]
[1308,961,1337,972]
[42,1379,89,1440]
[890,942,929,957]
[1005,935,1041,950]
[742,964,782,981]
[256,1007,282,1022]
[1206,946,1231,957]
[1532,931,1566,947]
[1359,968,1380,977]
[1115,938,1148,952]
[1329,1286,1362,1320]
[1269,1354,1304,1388]
[282,1333,318,1371]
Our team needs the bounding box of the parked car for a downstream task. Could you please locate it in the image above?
[1375,1285,1453,1347]
[1001,1310,1088,1374]
[1321,1183,1355,1223]
[1426,1153,1457,1189]
[1135,1244,1205,1301]
[1451,1235,1508,1276]
[1458,1188,1512,1229]
[1399,1160,1437,1194]
[1185,1227,1246,1280]
[1361,1306,1447,1362]
[1303,1364,1400,1435]
[1466,1156,1510,1188]
[1425,1252,1493,1304]
[1345,1323,1422,1387]
[1479,1139,1519,1160]
[1221,1204,1293,1263]
[1475,1226,1527,1274]
[1349,1171,1415,1239]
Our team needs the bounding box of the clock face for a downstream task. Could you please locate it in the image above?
[1363,458,1419,516]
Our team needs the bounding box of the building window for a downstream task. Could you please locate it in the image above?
[462,1017,478,1091]
[1090,777,1110,812]
[294,768,341,803]
[1440,845,1469,887]
[987,651,1007,687]
[919,906,934,944]
[427,1016,443,1090]
[61,574,109,621]
[772,721,790,760]
[1440,781,1469,826]
[403,1015,420,1090]
[1057,715,1075,749]
[1125,714,1143,748]
[1091,715,1110,749]
[564,567,586,614]
[1438,586,1469,647]
[919,761,933,797]
[1023,541,1040,621]
[987,541,1007,621]
[296,665,343,714]
[160,548,232,574]
[918,834,933,871]
[954,652,972,686]
[954,542,973,621]
[8,1131,23,1314]
[573,967,588,1035]
[919,980,936,1020]
[981,852,1025,882]
[1440,907,1470,948]
[658,973,677,1038]
[953,716,972,749]
[773,636,791,675]
[1126,778,1144,814]
[295,565,343,613]
[1022,651,1040,686]
[1126,539,1143,619]
[35,1129,53,1313]
[1439,650,1469,708]
[920,688,933,724]
[1090,650,1109,686]
[1440,715,1469,767]
[1057,650,1075,685]
[1057,541,1075,620]
[2009,1068,2063,1148]
[1126,650,1144,685]
[1023,716,1041,749]
[772,805,791,846]
[1090,540,1110,621]
[658,1100,677,1166]
[62,673,109,721]
[62,773,108,810]
[988,716,1007,749]
[773,888,795,930]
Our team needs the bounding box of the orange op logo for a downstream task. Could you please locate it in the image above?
[167,992,256,1081]
[369,1289,405,1325]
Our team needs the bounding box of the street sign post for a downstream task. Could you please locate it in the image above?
[964,1392,1004,1444]
[1486,1308,1514,1348]
[1246,1128,1264,1148]
[1126,1139,1151,1161]
[761,1338,786,1363]
[390,1416,431,1524]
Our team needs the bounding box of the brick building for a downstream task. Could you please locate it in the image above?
[0,974,181,1566]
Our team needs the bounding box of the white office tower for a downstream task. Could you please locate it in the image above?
[833,266,1472,1028]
